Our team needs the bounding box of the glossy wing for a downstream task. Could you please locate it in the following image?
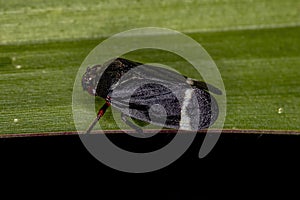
[108,63,219,130]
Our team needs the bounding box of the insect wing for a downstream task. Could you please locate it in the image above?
[108,64,218,131]
[111,81,182,129]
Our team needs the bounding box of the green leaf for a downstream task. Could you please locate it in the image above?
[0,0,299,134]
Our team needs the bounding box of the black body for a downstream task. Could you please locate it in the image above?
[82,58,221,131]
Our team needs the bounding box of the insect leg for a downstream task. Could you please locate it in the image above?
[85,99,111,134]
[121,113,144,135]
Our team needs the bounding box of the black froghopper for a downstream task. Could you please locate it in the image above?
[82,58,221,134]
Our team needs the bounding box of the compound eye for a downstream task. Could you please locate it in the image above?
[82,81,87,90]
[82,76,89,91]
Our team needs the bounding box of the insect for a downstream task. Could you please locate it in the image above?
[82,58,221,134]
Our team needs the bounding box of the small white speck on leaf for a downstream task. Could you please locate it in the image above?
[15,65,21,69]
[13,118,18,123]
[278,108,283,114]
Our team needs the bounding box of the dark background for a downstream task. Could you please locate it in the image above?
[1,133,299,199]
